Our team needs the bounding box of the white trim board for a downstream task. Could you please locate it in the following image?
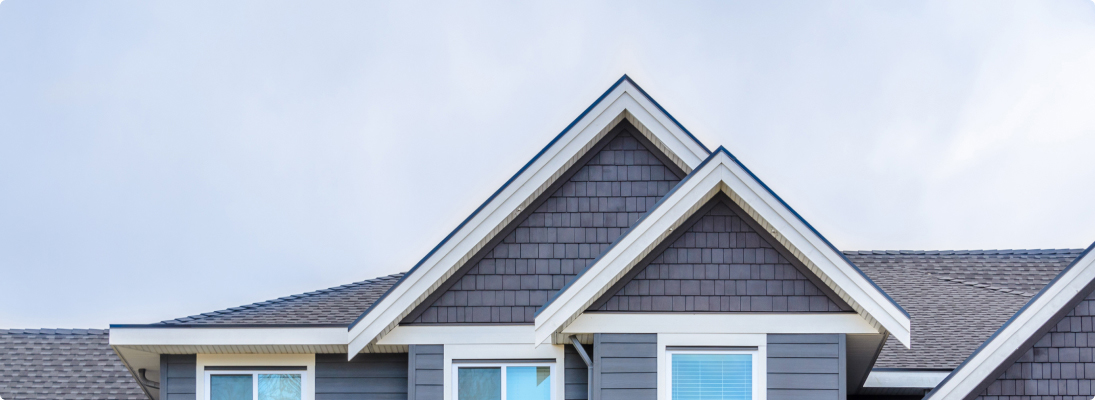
[562,313,879,335]
[347,78,711,356]
[533,149,910,347]
[864,370,951,389]
[924,243,1095,400]
[110,327,345,347]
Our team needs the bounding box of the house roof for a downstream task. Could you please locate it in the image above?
[0,329,147,400]
[847,249,1085,369]
[151,273,403,326]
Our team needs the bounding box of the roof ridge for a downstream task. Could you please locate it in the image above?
[159,272,406,324]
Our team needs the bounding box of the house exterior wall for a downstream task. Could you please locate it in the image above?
[565,343,594,400]
[160,354,196,400]
[315,353,407,400]
[768,334,846,400]
[404,125,686,324]
[974,292,1095,400]
[590,197,850,313]
[409,345,444,400]
[593,333,657,400]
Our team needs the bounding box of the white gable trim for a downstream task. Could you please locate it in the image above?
[346,77,710,356]
[924,243,1095,400]
[532,149,911,347]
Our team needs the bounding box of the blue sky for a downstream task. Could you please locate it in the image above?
[2,1,1094,328]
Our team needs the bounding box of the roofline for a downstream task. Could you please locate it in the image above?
[110,323,349,329]
[712,146,910,318]
[923,239,1095,400]
[345,75,711,330]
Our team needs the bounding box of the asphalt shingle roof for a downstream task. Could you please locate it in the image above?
[846,249,1085,369]
[0,329,147,400]
[156,273,403,325]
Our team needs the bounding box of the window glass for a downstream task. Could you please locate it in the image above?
[671,353,752,400]
[506,366,551,400]
[458,367,501,400]
[210,375,253,400]
[258,374,302,400]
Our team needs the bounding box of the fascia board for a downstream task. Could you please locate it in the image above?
[347,80,710,356]
[924,244,1095,400]
[714,150,911,346]
[109,326,346,346]
[534,151,909,346]
[864,370,951,389]
[533,161,724,344]
[562,313,878,335]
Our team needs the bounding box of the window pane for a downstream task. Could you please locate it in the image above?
[258,374,302,400]
[211,375,253,400]
[458,367,501,400]
[672,353,752,400]
[506,366,551,400]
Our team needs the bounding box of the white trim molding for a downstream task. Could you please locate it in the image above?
[563,313,879,335]
[533,149,910,347]
[924,243,1095,400]
[864,370,951,389]
[347,78,711,356]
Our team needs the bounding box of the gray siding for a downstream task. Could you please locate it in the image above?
[594,333,657,400]
[161,354,196,400]
[975,291,1095,400]
[768,334,846,400]
[566,343,594,400]
[316,353,407,400]
[405,124,685,324]
[592,196,850,312]
[409,345,443,400]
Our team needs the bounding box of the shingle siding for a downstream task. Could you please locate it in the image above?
[315,353,407,400]
[408,345,443,400]
[406,125,685,324]
[593,333,657,400]
[592,197,849,312]
[162,354,196,400]
[974,291,1095,400]
[768,334,846,400]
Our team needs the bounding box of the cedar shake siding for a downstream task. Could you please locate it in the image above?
[404,122,686,324]
[590,195,850,312]
[975,291,1095,400]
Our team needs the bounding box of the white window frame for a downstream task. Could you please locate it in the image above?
[450,361,556,400]
[666,348,760,400]
[204,370,308,400]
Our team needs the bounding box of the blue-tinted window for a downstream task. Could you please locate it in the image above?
[671,353,752,400]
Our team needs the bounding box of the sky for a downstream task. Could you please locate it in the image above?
[2,1,1095,329]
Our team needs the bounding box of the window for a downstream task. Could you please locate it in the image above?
[452,362,554,400]
[205,370,304,400]
[667,349,757,400]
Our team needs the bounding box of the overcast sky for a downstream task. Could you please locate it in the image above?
[2,1,1095,329]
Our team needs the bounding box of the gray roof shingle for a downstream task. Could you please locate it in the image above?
[155,273,403,325]
[0,329,147,400]
[846,249,1085,369]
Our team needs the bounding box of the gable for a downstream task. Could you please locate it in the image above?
[974,290,1095,400]
[588,195,851,313]
[401,121,686,324]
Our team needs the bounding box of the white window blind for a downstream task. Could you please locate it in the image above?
[671,353,753,400]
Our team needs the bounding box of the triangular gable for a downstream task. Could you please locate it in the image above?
[924,241,1095,400]
[533,147,912,347]
[347,76,711,355]
[587,194,853,313]
[400,122,687,324]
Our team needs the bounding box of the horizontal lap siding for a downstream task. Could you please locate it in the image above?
[409,345,443,400]
[566,343,594,400]
[316,353,408,400]
[162,354,197,400]
[595,333,657,400]
[768,334,845,400]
